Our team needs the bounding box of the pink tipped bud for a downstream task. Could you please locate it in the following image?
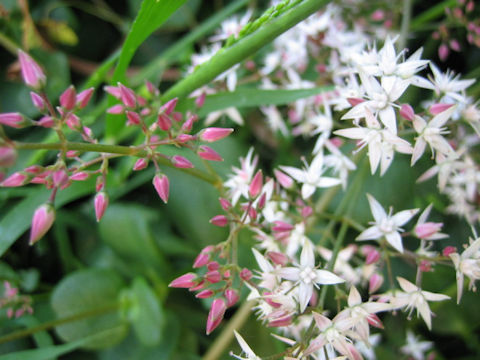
[371,9,385,21]
[133,158,148,171]
[52,169,69,188]
[429,103,454,115]
[419,260,432,272]
[65,113,81,130]
[96,176,105,192]
[71,171,89,181]
[466,0,474,12]
[176,134,195,143]
[118,83,136,108]
[0,147,17,167]
[199,127,234,143]
[367,314,383,328]
[0,112,28,129]
[274,169,293,188]
[197,146,223,161]
[172,155,194,169]
[206,298,226,335]
[181,117,194,132]
[94,191,109,222]
[161,98,178,115]
[347,97,365,107]
[37,116,55,128]
[169,273,196,288]
[257,192,267,210]
[30,92,45,111]
[205,270,222,283]
[449,39,461,52]
[126,111,141,126]
[195,92,206,108]
[107,104,124,114]
[267,251,289,266]
[207,261,219,271]
[365,248,381,265]
[268,315,293,327]
[219,198,232,211]
[368,273,383,294]
[400,104,415,121]
[157,114,172,131]
[240,268,252,281]
[193,252,210,268]
[249,170,263,198]
[76,88,94,108]
[248,207,257,221]
[225,289,239,307]
[66,150,79,158]
[145,81,159,96]
[196,289,215,299]
[104,85,121,99]
[272,221,294,232]
[60,86,76,110]
[301,206,313,218]
[210,215,228,227]
[414,222,443,239]
[29,203,55,245]
[1,172,29,187]
[438,43,449,61]
[18,50,46,90]
[153,174,169,203]
[443,246,457,257]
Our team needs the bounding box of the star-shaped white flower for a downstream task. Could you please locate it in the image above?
[449,237,480,303]
[400,331,433,360]
[356,194,418,253]
[276,240,344,312]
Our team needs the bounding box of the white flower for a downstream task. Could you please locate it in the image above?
[400,331,433,360]
[205,107,244,126]
[280,152,342,199]
[356,194,418,253]
[225,148,258,205]
[391,277,450,329]
[276,240,344,312]
[323,140,357,189]
[260,105,288,136]
[231,331,262,360]
[449,237,480,303]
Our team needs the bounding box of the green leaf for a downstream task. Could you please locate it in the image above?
[122,278,165,346]
[176,86,334,116]
[51,269,128,350]
[107,0,188,137]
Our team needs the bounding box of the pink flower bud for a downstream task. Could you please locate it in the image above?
[196,289,215,299]
[248,207,257,221]
[126,111,141,126]
[133,158,148,171]
[438,43,449,61]
[71,171,89,181]
[189,280,205,292]
[137,95,147,107]
[118,83,136,108]
[274,169,293,188]
[366,314,383,328]
[193,251,210,268]
[368,273,383,294]
[160,98,178,115]
[18,50,46,90]
[52,169,69,188]
[205,270,222,283]
[301,206,313,218]
[272,221,294,232]
[76,87,94,108]
[30,92,45,111]
[400,104,415,121]
[0,147,17,167]
[29,203,55,245]
[0,112,27,128]
[195,92,206,108]
[66,150,79,158]
[371,9,385,21]
[257,192,267,210]
[210,215,228,227]
[37,116,55,128]
[176,134,195,143]
[197,146,223,161]
[104,85,121,99]
[419,260,432,272]
[60,86,76,110]
[107,104,124,114]
[219,198,232,211]
[1,172,29,187]
[429,103,454,115]
[199,128,234,143]
[146,81,159,96]
[414,222,443,239]
[449,39,461,52]
[181,117,194,132]
[443,246,457,257]
[268,315,293,327]
[347,97,365,107]
[172,155,194,169]
[249,170,263,198]
[157,114,172,131]
[267,251,288,266]
[169,273,196,288]
[240,268,252,281]
[153,174,169,203]
[207,261,219,271]
[206,298,226,335]
[82,125,93,141]
[466,0,474,12]
[94,191,109,222]
[96,176,105,192]
[225,289,239,307]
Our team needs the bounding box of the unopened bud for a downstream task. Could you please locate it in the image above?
[18,50,46,90]
[29,203,55,245]
[153,174,169,203]
[60,86,76,110]
[94,191,109,222]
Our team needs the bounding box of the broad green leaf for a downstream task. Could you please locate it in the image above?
[107,0,188,137]
[122,278,165,346]
[176,86,334,117]
[51,269,128,350]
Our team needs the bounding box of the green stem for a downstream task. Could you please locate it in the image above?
[398,0,412,50]
[410,0,457,31]
[161,0,328,102]
[0,303,119,345]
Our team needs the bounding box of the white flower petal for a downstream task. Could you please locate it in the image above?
[385,231,404,252]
